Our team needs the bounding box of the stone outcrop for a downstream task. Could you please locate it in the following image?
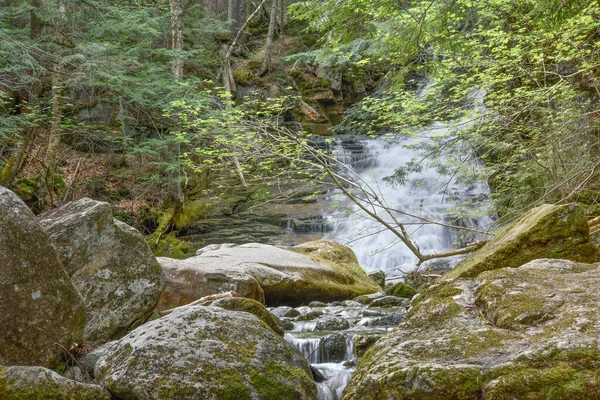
[95,305,316,399]
[0,187,85,368]
[0,366,110,399]
[446,203,598,279]
[345,259,600,399]
[157,241,380,308]
[39,198,165,344]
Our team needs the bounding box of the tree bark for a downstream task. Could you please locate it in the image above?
[170,0,184,79]
[227,0,246,37]
[204,0,228,15]
[44,68,61,180]
[259,0,278,76]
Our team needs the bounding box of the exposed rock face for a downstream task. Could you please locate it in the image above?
[0,187,85,368]
[446,203,598,279]
[157,241,380,308]
[0,366,110,399]
[345,259,600,399]
[38,198,165,344]
[95,305,317,399]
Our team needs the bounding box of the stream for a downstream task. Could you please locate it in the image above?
[281,129,493,398]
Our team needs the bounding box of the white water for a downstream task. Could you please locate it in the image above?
[325,127,494,277]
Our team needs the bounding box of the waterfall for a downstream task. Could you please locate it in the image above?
[325,127,494,277]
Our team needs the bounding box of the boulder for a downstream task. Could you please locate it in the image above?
[158,241,380,308]
[367,270,386,288]
[38,198,165,344]
[0,187,85,367]
[211,297,285,336]
[345,259,600,399]
[384,282,417,299]
[446,203,598,279]
[95,305,316,399]
[354,292,386,305]
[368,295,406,308]
[155,256,266,312]
[0,366,110,399]
[316,317,350,331]
[271,306,300,319]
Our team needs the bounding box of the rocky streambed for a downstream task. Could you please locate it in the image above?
[3,184,600,399]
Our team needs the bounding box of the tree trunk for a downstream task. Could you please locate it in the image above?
[170,0,184,79]
[44,69,61,180]
[259,0,278,76]
[204,0,228,15]
[227,0,246,37]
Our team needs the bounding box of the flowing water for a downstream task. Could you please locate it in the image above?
[278,301,405,400]
[323,128,494,277]
[282,121,494,398]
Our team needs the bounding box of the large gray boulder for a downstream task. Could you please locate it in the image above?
[345,259,600,399]
[157,241,380,309]
[95,305,317,399]
[0,187,85,367]
[156,256,265,312]
[0,366,110,399]
[39,198,165,344]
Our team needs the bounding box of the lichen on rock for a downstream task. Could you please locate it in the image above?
[344,259,600,399]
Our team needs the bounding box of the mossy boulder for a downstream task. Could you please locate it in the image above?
[95,305,316,399]
[0,187,85,368]
[0,366,110,399]
[39,198,165,345]
[157,241,379,308]
[211,297,285,337]
[385,282,418,299]
[446,203,598,279]
[344,258,600,399]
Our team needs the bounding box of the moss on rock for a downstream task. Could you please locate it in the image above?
[446,203,598,279]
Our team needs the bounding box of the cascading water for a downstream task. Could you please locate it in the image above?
[325,126,494,277]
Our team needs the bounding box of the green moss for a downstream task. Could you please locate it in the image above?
[445,203,598,280]
[248,361,312,400]
[153,232,196,259]
[485,364,600,399]
[173,199,215,229]
[385,282,418,299]
[232,63,262,86]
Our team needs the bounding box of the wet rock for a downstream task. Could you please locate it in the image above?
[367,270,386,288]
[96,305,316,399]
[309,301,328,308]
[297,308,323,321]
[346,259,600,399]
[271,306,300,319]
[384,282,418,299]
[353,335,383,358]
[446,203,598,279]
[0,187,85,367]
[39,198,165,344]
[211,297,285,336]
[0,366,110,399]
[319,334,348,363]
[283,320,295,331]
[316,317,350,331]
[354,292,386,305]
[341,300,363,307]
[310,365,327,383]
[369,296,406,307]
[371,311,405,327]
